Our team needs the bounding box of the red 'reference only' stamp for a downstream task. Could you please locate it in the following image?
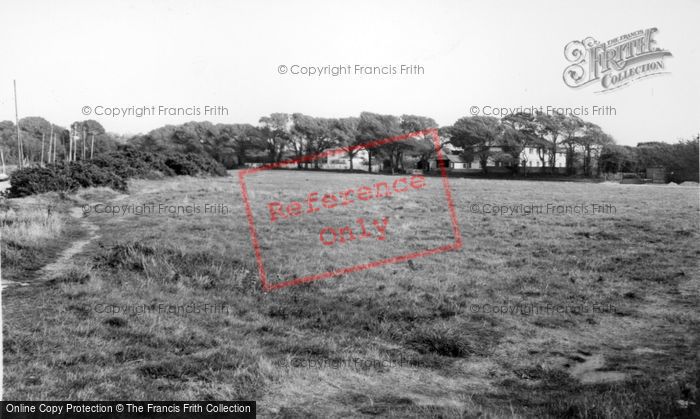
[238,128,462,291]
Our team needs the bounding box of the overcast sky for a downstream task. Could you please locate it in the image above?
[0,0,697,145]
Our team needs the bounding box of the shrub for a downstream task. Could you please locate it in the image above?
[8,166,78,197]
[8,149,226,198]
[91,148,174,178]
[9,162,127,198]
[163,153,202,176]
[64,161,128,191]
[163,152,226,176]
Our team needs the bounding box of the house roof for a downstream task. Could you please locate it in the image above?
[454,144,568,154]
[437,153,467,163]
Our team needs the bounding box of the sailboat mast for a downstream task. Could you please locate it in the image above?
[13,80,22,169]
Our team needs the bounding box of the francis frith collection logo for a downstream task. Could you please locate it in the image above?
[563,28,672,93]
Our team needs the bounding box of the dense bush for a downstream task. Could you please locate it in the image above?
[92,147,226,177]
[163,152,227,176]
[64,162,128,191]
[8,166,76,197]
[8,162,127,197]
[91,148,175,178]
[8,149,226,198]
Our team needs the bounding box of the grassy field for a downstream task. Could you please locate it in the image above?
[2,171,699,418]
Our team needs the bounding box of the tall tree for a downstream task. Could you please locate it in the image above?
[291,114,337,168]
[577,121,610,176]
[399,115,439,169]
[259,113,291,163]
[560,115,584,175]
[534,111,567,173]
[217,123,265,167]
[447,116,502,174]
[19,117,53,163]
[357,112,403,173]
[501,112,537,174]
[599,144,638,174]
[0,121,20,164]
[331,117,361,170]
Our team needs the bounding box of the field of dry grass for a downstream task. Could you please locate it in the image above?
[2,171,699,418]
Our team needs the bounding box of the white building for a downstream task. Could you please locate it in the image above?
[434,146,567,172]
[518,146,567,170]
[320,149,378,171]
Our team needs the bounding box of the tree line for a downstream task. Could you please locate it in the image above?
[129,113,440,174]
[1,112,697,180]
[129,111,617,176]
[599,138,699,182]
[0,117,124,169]
[447,112,614,176]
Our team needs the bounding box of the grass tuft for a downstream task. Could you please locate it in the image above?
[405,322,474,357]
